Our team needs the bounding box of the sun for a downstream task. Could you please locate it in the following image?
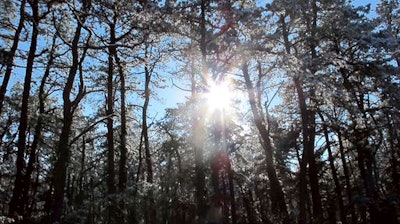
[205,82,232,111]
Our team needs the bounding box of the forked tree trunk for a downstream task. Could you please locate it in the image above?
[51,12,87,222]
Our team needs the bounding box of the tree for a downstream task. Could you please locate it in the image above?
[104,2,118,221]
[241,61,289,222]
[268,0,324,222]
[50,1,90,222]
[137,43,156,224]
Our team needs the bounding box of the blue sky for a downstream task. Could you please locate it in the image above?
[353,0,380,16]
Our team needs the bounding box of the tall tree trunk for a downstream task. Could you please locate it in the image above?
[142,55,156,224]
[21,35,56,217]
[386,112,400,196]
[51,14,87,223]
[9,0,39,217]
[115,50,128,224]
[0,0,26,115]
[293,77,322,224]
[340,67,379,223]
[281,0,323,221]
[194,1,208,223]
[106,19,118,223]
[242,62,289,221]
[228,160,237,224]
[240,185,257,224]
[319,112,346,224]
[297,138,308,224]
[194,110,207,224]
[77,136,86,206]
[116,54,127,193]
[143,64,153,184]
[52,105,74,223]
[305,0,323,222]
[336,129,357,223]
[279,14,306,224]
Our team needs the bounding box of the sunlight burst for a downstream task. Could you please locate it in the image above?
[205,82,232,111]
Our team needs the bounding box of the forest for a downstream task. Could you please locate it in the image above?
[0,0,399,223]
